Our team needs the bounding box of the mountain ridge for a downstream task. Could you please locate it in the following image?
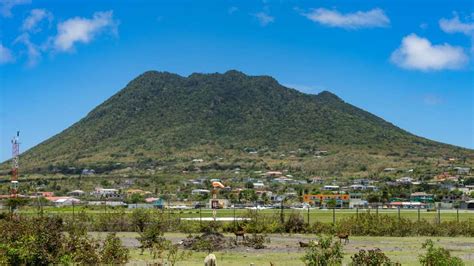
[2,70,472,173]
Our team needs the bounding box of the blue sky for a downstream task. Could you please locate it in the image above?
[0,0,473,162]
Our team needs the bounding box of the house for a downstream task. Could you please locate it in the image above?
[349,185,365,191]
[67,190,85,197]
[92,188,121,199]
[45,196,80,206]
[192,159,204,163]
[454,167,470,175]
[434,173,458,182]
[322,185,340,191]
[410,192,434,203]
[463,200,474,210]
[396,177,413,184]
[383,168,396,172]
[253,182,265,189]
[311,177,324,184]
[272,177,294,184]
[303,194,349,208]
[208,198,229,209]
[349,193,368,208]
[388,201,427,209]
[191,189,210,195]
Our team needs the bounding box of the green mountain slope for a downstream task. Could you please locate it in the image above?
[7,70,471,172]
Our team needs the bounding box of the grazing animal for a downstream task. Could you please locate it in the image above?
[234,230,245,242]
[270,262,276,266]
[204,253,217,266]
[299,240,319,248]
[299,241,309,248]
[337,233,349,244]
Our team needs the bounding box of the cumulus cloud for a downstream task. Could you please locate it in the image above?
[21,8,53,33]
[439,14,474,36]
[303,8,390,29]
[0,0,30,17]
[14,33,41,66]
[0,43,15,64]
[54,10,118,52]
[391,34,468,71]
[254,12,274,26]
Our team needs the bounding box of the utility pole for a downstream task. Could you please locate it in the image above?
[11,131,20,198]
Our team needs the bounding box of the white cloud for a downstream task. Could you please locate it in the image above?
[54,10,118,52]
[423,94,443,106]
[303,8,389,29]
[21,8,53,33]
[254,12,274,26]
[0,0,30,17]
[228,6,238,15]
[391,34,468,71]
[0,44,14,64]
[14,33,41,66]
[439,14,474,36]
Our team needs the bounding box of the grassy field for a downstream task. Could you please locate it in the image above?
[14,206,474,223]
[88,232,474,265]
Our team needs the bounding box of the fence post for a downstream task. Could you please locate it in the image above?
[307,207,310,224]
[199,206,202,227]
[332,208,336,225]
[418,206,420,222]
[437,207,441,224]
[375,205,378,217]
[72,201,75,220]
[233,207,236,229]
[456,207,459,223]
[356,207,359,219]
[397,206,400,221]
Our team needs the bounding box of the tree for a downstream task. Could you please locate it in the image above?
[100,233,130,264]
[131,209,150,232]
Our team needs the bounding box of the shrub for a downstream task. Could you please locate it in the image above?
[301,235,343,266]
[284,212,306,233]
[418,239,464,266]
[350,248,399,266]
[244,233,269,249]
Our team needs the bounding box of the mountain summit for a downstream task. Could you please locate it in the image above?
[12,70,469,172]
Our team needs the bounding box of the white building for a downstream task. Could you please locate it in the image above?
[192,189,210,195]
[92,188,121,198]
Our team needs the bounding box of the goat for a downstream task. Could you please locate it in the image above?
[299,241,309,248]
[204,253,217,266]
[299,240,319,248]
[336,233,349,244]
[234,230,245,242]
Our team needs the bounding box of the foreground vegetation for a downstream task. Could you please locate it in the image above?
[1,210,472,265]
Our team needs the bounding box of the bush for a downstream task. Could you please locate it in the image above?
[419,239,464,266]
[350,248,399,266]
[301,235,343,266]
[100,233,130,264]
[284,212,306,233]
[244,233,269,249]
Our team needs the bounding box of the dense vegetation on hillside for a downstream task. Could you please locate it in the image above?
[2,70,471,173]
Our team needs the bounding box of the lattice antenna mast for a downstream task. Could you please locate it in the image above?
[11,131,20,197]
